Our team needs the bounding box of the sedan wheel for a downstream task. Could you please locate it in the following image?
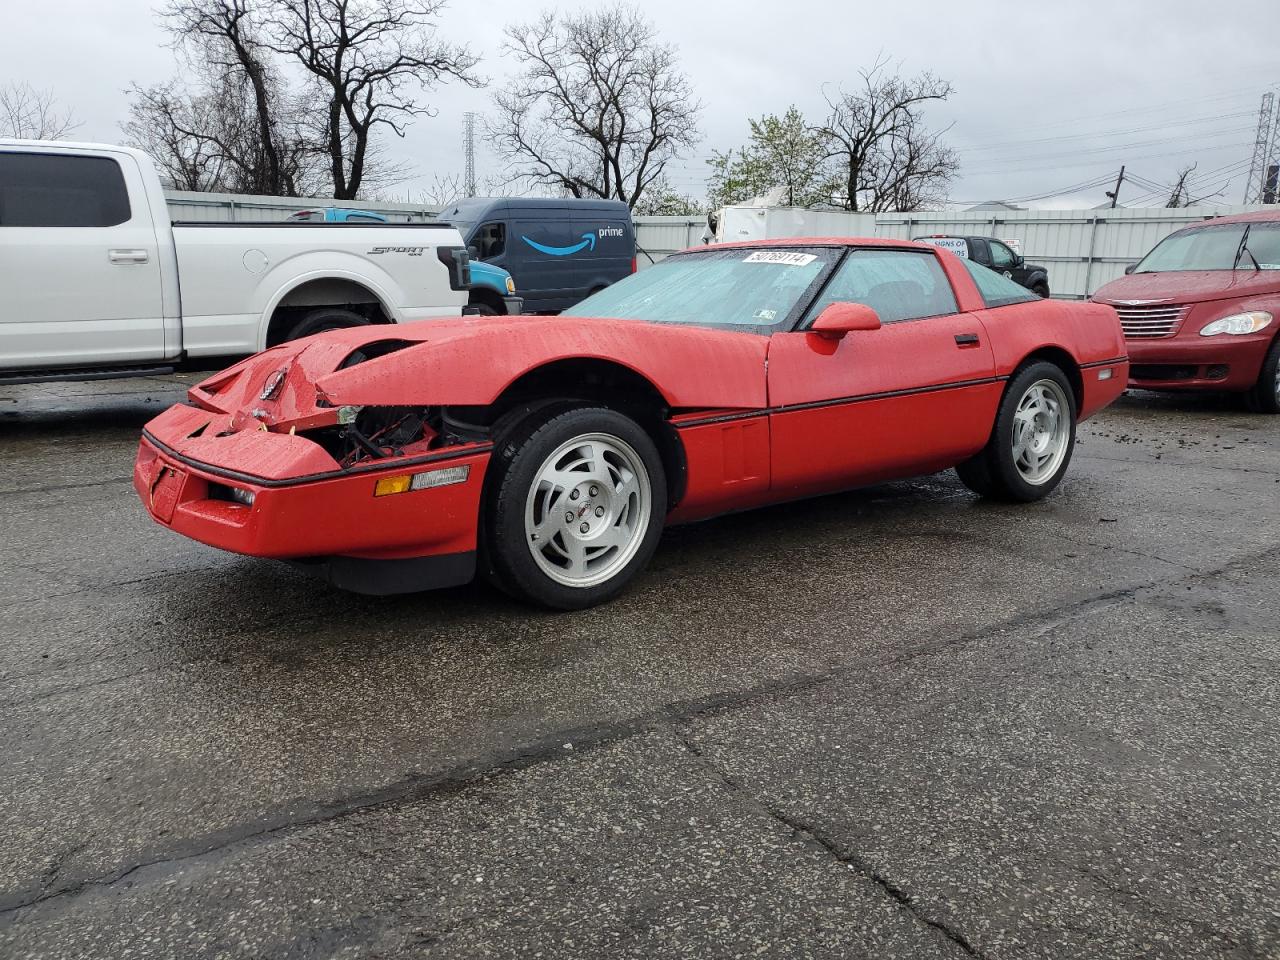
[1244,337,1280,414]
[485,406,666,609]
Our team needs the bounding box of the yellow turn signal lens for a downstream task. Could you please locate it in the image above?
[374,475,412,497]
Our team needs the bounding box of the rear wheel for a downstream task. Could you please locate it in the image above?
[282,307,370,342]
[1244,337,1280,414]
[957,362,1077,502]
[484,406,666,609]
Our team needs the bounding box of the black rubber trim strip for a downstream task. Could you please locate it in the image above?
[1080,356,1129,369]
[675,375,1009,428]
[141,429,492,489]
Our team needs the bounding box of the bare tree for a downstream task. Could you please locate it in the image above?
[162,0,312,196]
[816,56,958,212]
[123,81,232,191]
[420,171,463,207]
[264,0,480,200]
[489,5,701,210]
[1165,164,1197,208]
[0,83,79,140]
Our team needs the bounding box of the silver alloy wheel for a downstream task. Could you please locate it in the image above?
[523,432,652,588]
[1011,378,1071,485]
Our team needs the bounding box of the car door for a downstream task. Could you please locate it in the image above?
[988,240,1026,285]
[0,149,164,370]
[767,248,1002,498]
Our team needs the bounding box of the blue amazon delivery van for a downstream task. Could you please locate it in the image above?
[441,197,635,313]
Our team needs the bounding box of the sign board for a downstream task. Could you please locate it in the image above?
[917,236,969,259]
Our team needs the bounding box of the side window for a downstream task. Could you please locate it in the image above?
[805,249,958,325]
[476,221,506,259]
[960,259,1039,308]
[988,241,1017,270]
[0,153,131,227]
[350,213,382,222]
[968,238,991,265]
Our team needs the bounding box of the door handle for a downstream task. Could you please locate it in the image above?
[109,249,149,264]
[955,333,981,347]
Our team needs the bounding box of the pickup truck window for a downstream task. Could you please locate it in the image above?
[988,241,1018,269]
[0,153,131,227]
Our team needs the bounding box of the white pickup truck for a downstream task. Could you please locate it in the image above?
[0,140,471,384]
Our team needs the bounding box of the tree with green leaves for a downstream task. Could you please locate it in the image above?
[706,106,833,209]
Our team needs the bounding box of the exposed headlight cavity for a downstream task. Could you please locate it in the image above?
[1199,311,1273,336]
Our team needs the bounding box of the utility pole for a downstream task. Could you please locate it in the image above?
[1244,91,1277,203]
[463,112,478,198]
[1105,165,1126,209]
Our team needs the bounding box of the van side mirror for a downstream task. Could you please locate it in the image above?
[810,302,882,340]
[1124,263,1137,275]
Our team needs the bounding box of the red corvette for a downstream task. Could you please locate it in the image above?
[135,238,1127,608]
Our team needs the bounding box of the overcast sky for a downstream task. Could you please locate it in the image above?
[4,0,1279,209]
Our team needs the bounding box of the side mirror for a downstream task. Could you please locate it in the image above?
[810,302,882,340]
[1124,263,1137,275]
[467,244,479,259]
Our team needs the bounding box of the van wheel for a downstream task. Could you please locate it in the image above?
[283,307,370,342]
[957,362,1077,502]
[484,406,665,610]
[1244,337,1280,414]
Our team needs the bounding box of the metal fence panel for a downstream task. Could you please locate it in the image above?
[165,190,1273,297]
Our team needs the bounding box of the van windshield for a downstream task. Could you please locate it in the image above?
[1134,222,1280,272]
[561,247,839,333]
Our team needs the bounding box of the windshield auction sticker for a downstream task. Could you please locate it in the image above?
[743,251,818,266]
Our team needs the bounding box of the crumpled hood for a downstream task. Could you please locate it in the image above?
[188,314,770,433]
[1093,270,1280,307]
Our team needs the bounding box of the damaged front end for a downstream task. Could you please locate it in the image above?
[134,329,493,589]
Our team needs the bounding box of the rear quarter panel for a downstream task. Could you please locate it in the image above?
[173,225,467,355]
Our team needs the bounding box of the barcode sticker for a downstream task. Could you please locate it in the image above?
[743,251,818,267]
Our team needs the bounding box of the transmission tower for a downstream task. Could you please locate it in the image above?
[463,112,478,198]
[1243,92,1276,203]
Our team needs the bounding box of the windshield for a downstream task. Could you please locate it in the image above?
[1134,222,1280,273]
[561,246,840,333]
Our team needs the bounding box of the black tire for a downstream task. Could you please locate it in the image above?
[1032,282,1050,299]
[1243,336,1280,414]
[956,361,1077,502]
[283,307,370,342]
[467,294,502,316]
[484,406,666,610]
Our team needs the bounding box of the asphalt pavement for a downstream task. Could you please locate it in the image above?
[1,375,1278,959]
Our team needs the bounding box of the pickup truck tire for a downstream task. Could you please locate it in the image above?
[1244,336,1280,414]
[1031,281,1050,298]
[283,307,371,342]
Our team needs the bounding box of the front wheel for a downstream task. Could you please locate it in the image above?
[484,406,666,609]
[957,362,1077,502]
[1244,337,1280,414]
[1032,281,1050,299]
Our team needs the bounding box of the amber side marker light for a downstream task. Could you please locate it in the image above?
[373,465,471,497]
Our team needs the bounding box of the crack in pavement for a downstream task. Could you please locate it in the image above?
[1076,866,1243,950]
[674,726,987,959]
[4,541,1279,926]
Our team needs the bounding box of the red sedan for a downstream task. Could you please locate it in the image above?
[135,239,1127,608]
[1093,211,1280,413]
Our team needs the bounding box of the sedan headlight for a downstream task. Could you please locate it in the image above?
[505,275,516,295]
[1199,311,1273,336]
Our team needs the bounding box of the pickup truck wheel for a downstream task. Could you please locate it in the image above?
[1244,337,1280,414]
[484,406,665,610]
[283,307,370,342]
[1032,281,1050,298]
[957,362,1077,502]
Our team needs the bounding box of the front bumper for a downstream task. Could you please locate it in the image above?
[1126,332,1272,392]
[134,423,491,592]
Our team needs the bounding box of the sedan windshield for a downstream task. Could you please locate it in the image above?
[1134,222,1280,272]
[561,246,840,333]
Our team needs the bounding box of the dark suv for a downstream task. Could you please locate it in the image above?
[917,236,1051,298]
